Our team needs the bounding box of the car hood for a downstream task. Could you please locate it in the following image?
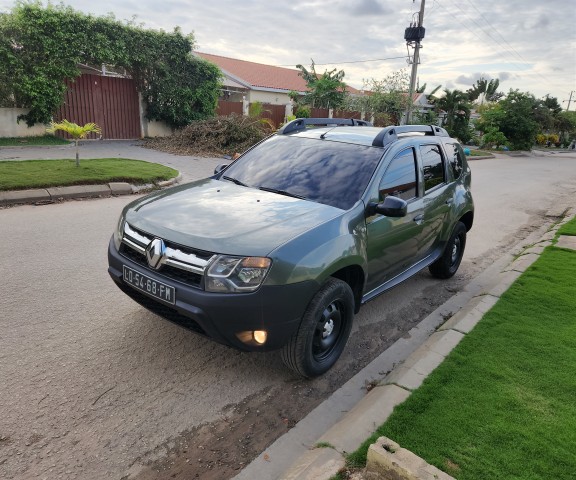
[124,178,343,256]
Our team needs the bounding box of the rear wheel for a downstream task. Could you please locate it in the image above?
[281,278,354,378]
[429,221,466,279]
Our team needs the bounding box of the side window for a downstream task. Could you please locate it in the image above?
[446,142,464,179]
[379,148,417,201]
[420,144,445,192]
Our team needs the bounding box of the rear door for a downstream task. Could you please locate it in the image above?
[416,142,453,257]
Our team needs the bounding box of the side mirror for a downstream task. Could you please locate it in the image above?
[214,163,228,175]
[367,195,408,218]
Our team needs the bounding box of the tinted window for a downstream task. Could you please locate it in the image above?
[420,144,445,192]
[379,148,417,201]
[221,135,383,210]
[446,143,464,179]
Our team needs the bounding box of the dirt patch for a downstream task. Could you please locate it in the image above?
[128,278,469,480]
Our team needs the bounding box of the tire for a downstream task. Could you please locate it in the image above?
[429,221,467,279]
[281,278,354,378]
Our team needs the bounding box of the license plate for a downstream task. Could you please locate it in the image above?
[123,265,175,305]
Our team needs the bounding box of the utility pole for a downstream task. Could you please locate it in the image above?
[564,91,574,111]
[403,0,426,125]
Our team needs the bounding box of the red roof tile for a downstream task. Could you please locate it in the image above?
[196,52,307,92]
[196,52,361,95]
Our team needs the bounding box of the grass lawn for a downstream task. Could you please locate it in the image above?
[347,218,576,479]
[0,158,178,191]
[0,135,70,146]
[467,149,494,157]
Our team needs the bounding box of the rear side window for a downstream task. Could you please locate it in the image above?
[445,142,465,179]
[420,144,445,192]
[379,148,417,201]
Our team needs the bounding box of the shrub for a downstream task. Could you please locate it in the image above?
[295,106,311,118]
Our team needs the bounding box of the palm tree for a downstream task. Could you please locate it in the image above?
[434,89,471,132]
[46,120,101,167]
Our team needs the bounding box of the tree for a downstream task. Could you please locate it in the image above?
[467,78,503,103]
[476,90,540,150]
[481,126,508,149]
[296,62,348,110]
[46,120,101,166]
[0,3,222,128]
[430,89,473,142]
[556,111,576,144]
[345,70,411,126]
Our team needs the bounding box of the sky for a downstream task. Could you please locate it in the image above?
[2,0,575,107]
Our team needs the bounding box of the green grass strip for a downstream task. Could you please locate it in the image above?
[467,149,493,157]
[348,246,576,480]
[0,135,70,146]
[0,158,178,191]
[557,215,576,236]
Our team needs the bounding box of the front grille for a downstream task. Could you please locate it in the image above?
[119,223,215,289]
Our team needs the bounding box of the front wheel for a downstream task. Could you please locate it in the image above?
[281,278,354,378]
[429,221,467,279]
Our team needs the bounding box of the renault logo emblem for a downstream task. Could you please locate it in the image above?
[145,238,166,269]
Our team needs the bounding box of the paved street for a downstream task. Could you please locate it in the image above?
[1,144,575,479]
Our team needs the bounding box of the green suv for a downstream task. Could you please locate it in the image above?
[108,119,474,378]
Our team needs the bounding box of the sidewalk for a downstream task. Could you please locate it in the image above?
[234,207,575,480]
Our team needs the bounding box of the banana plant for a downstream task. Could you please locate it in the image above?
[46,120,101,166]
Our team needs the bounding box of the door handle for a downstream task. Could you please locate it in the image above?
[413,214,424,224]
[445,198,453,205]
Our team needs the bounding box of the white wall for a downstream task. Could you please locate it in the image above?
[142,119,173,137]
[0,108,48,137]
[248,90,291,105]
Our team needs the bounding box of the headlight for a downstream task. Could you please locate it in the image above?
[205,255,271,293]
[113,214,125,250]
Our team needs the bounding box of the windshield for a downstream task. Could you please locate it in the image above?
[219,135,383,210]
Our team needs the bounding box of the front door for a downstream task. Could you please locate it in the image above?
[365,147,423,293]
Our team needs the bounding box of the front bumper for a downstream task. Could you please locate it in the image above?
[107,237,318,351]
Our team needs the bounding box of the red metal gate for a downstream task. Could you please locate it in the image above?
[217,100,243,116]
[259,104,286,128]
[55,74,141,139]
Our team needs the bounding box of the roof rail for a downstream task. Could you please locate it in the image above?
[372,125,450,148]
[278,117,373,135]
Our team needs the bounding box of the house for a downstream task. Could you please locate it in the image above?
[195,52,361,106]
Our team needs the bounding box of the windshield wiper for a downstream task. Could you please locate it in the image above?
[258,186,307,200]
[222,175,248,187]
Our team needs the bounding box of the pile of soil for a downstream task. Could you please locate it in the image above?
[145,114,274,157]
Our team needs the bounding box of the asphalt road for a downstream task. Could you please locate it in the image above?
[1,145,575,479]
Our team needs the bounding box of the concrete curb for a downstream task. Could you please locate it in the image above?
[367,437,455,480]
[0,174,181,206]
[235,207,574,480]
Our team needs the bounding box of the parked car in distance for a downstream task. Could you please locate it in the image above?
[108,119,474,377]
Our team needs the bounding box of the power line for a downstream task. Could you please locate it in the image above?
[276,55,409,67]
[436,0,565,92]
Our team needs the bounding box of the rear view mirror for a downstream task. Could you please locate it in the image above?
[214,163,228,175]
[367,195,408,218]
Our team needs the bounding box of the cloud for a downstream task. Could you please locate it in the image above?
[347,0,389,16]
[37,0,574,102]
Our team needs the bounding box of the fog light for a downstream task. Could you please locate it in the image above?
[253,330,268,345]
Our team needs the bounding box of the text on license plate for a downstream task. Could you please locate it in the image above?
[123,265,175,305]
